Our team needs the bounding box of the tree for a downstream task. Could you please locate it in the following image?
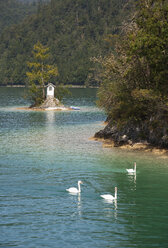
[26,41,58,106]
[97,0,168,123]
[95,0,168,147]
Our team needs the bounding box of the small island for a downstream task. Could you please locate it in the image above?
[22,42,79,112]
[18,83,78,112]
[28,83,70,111]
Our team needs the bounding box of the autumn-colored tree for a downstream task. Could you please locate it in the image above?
[26,41,58,106]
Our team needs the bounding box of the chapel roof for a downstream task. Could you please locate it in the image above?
[45,83,56,88]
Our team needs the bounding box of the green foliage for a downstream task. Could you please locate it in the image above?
[26,41,59,105]
[128,0,168,93]
[54,84,71,101]
[0,0,132,86]
[27,82,44,106]
[0,0,38,34]
[97,0,168,126]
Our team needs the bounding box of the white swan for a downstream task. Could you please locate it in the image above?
[126,162,136,174]
[66,180,83,193]
[100,187,117,200]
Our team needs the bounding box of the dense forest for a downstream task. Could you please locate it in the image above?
[18,0,49,2]
[0,0,39,34]
[95,0,168,148]
[0,0,132,86]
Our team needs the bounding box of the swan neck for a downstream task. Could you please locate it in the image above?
[115,187,117,199]
[134,163,136,171]
[78,182,81,192]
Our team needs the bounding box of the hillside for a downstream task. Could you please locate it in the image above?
[0,0,39,34]
[0,0,133,86]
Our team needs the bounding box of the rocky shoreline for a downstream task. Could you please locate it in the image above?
[94,120,168,155]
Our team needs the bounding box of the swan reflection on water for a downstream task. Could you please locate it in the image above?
[103,198,117,208]
[103,199,118,220]
[126,162,137,190]
[77,193,82,216]
[68,191,82,217]
[127,173,136,191]
[128,172,136,181]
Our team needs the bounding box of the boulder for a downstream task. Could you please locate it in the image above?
[34,96,64,109]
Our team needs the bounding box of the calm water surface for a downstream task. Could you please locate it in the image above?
[0,87,168,248]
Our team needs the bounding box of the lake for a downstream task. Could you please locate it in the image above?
[0,87,168,248]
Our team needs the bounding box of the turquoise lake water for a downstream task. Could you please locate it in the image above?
[0,87,168,248]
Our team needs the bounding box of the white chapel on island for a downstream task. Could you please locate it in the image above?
[37,82,66,109]
[46,83,55,98]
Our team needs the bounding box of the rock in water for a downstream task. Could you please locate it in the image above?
[39,96,64,109]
